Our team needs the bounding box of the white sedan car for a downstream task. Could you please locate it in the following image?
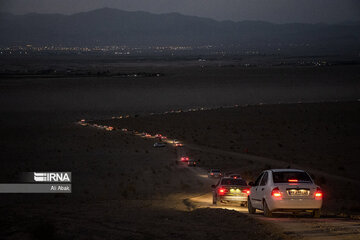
[248,169,323,217]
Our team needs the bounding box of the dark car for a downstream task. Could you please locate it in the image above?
[187,159,197,167]
[212,177,249,206]
[208,169,222,178]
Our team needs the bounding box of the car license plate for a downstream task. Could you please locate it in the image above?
[229,188,241,195]
[287,189,310,196]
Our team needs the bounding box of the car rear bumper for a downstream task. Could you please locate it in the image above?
[268,198,322,211]
[219,195,248,202]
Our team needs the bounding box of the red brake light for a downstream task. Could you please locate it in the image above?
[315,187,323,199]
[271,187,282,198]
[242,189,250,195]
[288,179,298,182]
[211,173,214,175]
[315,192,322,197]
[218,188,227,195]
[233,176,237,179]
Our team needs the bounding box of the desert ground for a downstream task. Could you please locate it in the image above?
[96,101,360,213]
[0,57,359,239]
[0,111,286,240]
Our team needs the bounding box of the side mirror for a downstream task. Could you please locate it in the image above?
[248,182,255,186]
[211,185,216,188]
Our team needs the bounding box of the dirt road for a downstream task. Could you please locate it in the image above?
[84,119,360,240]
[188,192,360,240]
[177,146,360,240]
[173,159,360,240]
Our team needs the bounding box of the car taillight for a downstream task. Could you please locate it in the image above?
[315,187,323,199]
[271,187,282,198]
[218,188,227,195]
[242,189,250,195]
[211,173,214,175]
[288,179,298,182]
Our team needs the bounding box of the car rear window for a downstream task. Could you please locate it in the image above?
[272,171,312,183]
[221,179,247,186]
[212,170,220,172]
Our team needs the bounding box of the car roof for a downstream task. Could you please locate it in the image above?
[270,169,305,172]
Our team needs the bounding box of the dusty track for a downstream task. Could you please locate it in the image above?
[189,192,360,240]
[177,145,360,240]
[83,119,360,240]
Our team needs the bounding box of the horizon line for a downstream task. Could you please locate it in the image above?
[1,7,359,26]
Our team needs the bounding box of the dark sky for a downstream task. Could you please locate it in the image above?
[0,0,359,23]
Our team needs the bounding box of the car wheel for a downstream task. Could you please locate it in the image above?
[248,197,256,214]
[312,209,321,218]
[212,194,217,205]
[263,200,272,217]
